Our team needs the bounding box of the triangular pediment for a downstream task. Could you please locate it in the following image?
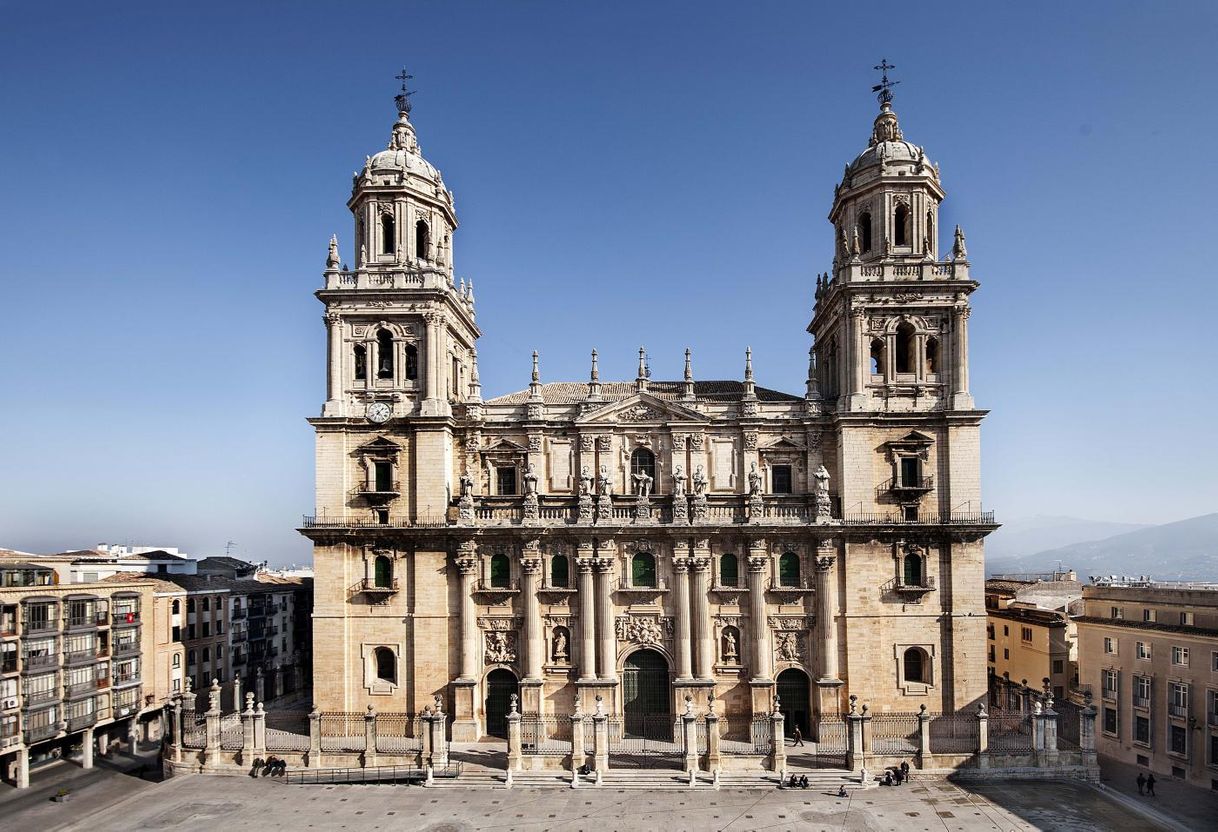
[359,436,400,451]
[484,438,528,453]
[762,437,804,452]
[576,393,709,425]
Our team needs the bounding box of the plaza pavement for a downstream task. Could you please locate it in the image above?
[2,765,1182,832]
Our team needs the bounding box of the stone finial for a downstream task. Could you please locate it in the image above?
[805,346,820,401]
[594,694,605,717]
[707,692,716,716]
[684,695,694,717]
[586,349,602,401]
[573,698,584,718]
[509,693,518,715]
[528,350,542,401]
[244,692,255,712]
[467,280,475,304]
[919,704,927,715]
[772,693,782,715]
[434,694,444,714]
[861,703,869,716]
[742,347,757,400]
[952,225,968,261]
[255,700,265,714]
[848,695,857,715]
[326,234,340,270]
[977,702,988,718]
[636,346,648,393]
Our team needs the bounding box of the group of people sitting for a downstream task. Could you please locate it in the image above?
[252,756,288,777]
[783,774,849,797]
[882,761,911,786]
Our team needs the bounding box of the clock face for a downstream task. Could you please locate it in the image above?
[365,402,392,424]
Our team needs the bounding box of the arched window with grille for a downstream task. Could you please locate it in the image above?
[778,552,800,587]
[404,343,418,381]
[631,552,656,588]
[903,647,927,684]
[376,329,394,379]
[490,553,511,588]
[550,554,569,588]
[375,646,396,683]
[719,553,739,588]
[415,219,430,260]
[894,203,910,247]
[895,322,915,374]
[630,448,656,491]
[380,212,396,255]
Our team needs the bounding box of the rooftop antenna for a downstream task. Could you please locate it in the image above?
[872,58,900,106]
[225,541,238,557]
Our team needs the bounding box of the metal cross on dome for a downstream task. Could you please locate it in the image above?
[872,58,900,106]
[394,67,415,114]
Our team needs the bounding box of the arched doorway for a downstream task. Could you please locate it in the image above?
[776,667,811,739]
[484,669,518,739]
[622,649,670,734]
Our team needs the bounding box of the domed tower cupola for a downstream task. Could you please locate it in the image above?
[829,62,945,265]
[348,70,458,276]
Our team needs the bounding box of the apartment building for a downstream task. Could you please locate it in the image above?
[0,562,157,788]
[1076,578,1218,792]
[986,573,1081,706]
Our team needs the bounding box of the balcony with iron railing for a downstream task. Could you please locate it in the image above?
[65,647,102,667]
[113,640,141,658]
[67,712,97,732]
[1,656,17,675]
[111,611,140,628]
[21,617,57,635]
[892,574,937,598]
[350,480,401,504]
[349,577,401,597]
[231,608,247,620]
[21,653,58,673]
[876,476,934,500]
[24,722,60,743]
[113,672,141,689]
[23,687,59,707]
[67,679,99,699]
[1169,702,1189,719]
[65,610,109,632]
[1133,694,1151,709]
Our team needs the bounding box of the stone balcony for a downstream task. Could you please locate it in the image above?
[836,258,971,285]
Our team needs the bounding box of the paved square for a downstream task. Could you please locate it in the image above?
[9,771,1172,832]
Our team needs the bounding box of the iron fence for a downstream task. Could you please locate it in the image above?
[988,711,1033,753]
[870,713,919,756]
[520,714,571,756]
[374,713,421,754]
[1054,700,1081,750]
[319,712,366,752]
[182,713,207,749]
[220,713,244,751]
[928,711,977,754]
[266,710,311,752]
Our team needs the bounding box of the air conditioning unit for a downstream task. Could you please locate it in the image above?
[1,698,16,710]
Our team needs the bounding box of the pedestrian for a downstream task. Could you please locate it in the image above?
[883,770,893,787]
[1146,773,1156,797]
[793,725,805,747]
[1136,772,1145,795]
[837,784,848,798]
[900,760,910,779]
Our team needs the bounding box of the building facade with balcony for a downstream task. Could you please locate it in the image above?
[1076,579,1218,792]
[303,79,995,743]
[985,573,1081,707]
[0,564,157,788]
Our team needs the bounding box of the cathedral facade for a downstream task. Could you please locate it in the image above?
[302,80,995,744]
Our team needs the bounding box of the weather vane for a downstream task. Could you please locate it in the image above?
[872,59,899,106]
[394,67,415,115]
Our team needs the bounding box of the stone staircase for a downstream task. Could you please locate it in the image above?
[492,767,867,791]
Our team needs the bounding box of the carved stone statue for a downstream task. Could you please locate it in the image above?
[777,632,800,663]
[552,629,568,662]
[722,629,738,661]
[458,473,473,498]
[523,463,538,496]
[748,462,763,496]
[672,465,686,497]
[579,466,593,496]
[597,464,611,496]
[692,465,707,496]
[632,469,653,498]
[814,464,830,493]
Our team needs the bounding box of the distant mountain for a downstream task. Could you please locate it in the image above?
[984,515,1150,561]
[987,513,1218,581]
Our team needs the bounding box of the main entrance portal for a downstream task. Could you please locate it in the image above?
[612,649,680,768]
[776,668,811,738]
[485,669,518,739]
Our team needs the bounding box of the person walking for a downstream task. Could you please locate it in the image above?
[1146,773,1156,797]
[1136,772,1145,795]
[792,725,805,747]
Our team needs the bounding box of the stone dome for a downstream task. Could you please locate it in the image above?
[846,103,931,174]
[359,111,446,187]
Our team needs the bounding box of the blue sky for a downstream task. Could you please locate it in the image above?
[1,1,1214,565]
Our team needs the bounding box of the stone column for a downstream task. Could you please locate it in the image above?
[592,698,609,773]
[576,543,597,684]
[976,703,989,770]
[506,695,522,772]
[672,546,693,682]
[1079,694,1098,776]
[242,693,256,759]
[770,707,787,775]
[254,668,265,704]
[429,699,449,768]
[691,546,714,682]
[364,706,378,768]
[82,726,94,770]
[594,547,616,682]
[232,676,242,713]
[813,546,842,721]
[916,704,932,770]
[849,306,868,410]
[705,699,721,774]
[204,678,223,768]
[682,698,699,775]
[308,706,321,765]
[570,704,587,780]
[521,545,544,713]
[456,547,480,681]
[325,311,342,405]
[951,305,972,408]
[422,311,442,411]
[746,545,771,683]
[15,747,28,790]
[172,698,184,763]
[253,701,267,754]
